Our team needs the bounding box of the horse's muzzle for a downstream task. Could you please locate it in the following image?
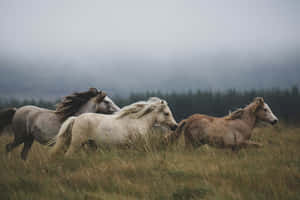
[170,124,178,131]
[108,107,120,114]
[271,119,278,125]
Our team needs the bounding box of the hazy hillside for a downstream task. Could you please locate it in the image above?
[1,48,300,99]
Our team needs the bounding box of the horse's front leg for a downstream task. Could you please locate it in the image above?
[82,140,98,151]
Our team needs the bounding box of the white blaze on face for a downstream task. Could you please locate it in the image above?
[264,103,278,122]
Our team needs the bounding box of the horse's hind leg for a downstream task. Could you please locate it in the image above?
[184,136,194,150]
[83,140,98,151]
[65,141,81,157]
[65,133,88,157]
[231,145,241,152]
[184,129,202,149]
[21,136,34,160]
[6,132,25,153]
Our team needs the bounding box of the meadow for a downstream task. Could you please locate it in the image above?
[0,123,299,200]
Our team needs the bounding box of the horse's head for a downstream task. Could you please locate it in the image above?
[56,88,120,121]
[252,97,278,125]
[152,99,178,131]
[87,89,120,114]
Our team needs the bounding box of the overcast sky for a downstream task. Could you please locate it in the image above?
[0,0,299,98]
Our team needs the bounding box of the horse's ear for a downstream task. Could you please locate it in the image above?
[160,101,167,109]
[255,97,264,104]
[252,97,264,112]
[89,88,98,95]
[100,91,107,97]
[95,91,106,103]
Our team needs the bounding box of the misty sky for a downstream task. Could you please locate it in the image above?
[0,0,299,99]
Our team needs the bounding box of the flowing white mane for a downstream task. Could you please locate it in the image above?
[115,97,164,119]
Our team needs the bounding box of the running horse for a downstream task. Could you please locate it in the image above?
[166,97,278,150]
[50,97,178,157]
[0,88,120,160]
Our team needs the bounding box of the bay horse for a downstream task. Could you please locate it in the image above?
[166,97,278,150]
[50,97,178,156]
[0,88,120,160]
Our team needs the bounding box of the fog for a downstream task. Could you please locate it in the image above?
[0,0,299,99]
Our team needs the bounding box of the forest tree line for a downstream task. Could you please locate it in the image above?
[0,86,299,123]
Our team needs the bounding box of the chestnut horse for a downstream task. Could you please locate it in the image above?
[166,97,278,150]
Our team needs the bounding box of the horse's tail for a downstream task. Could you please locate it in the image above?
[0,108,17,133]
[165,120,187,144]
[49,117,76,156]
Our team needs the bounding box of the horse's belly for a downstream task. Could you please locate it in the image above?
[31,114,61,144]
[94,131,127,144]
[92,125,127,144]
[205,126,240,146]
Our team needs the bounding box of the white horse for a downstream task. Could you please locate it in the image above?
[50,97,178,156]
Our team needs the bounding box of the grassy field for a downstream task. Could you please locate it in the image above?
[0,124,299,200]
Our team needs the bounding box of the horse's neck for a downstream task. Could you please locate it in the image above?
[129,114,156,132]
[241,106,257,130]
[74,100,95,116]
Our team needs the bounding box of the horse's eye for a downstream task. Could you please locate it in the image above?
[263,108,267,112]
[104,101,109,104]
[164,112,169,116]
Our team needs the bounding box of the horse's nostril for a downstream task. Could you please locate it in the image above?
[170,124,178,131]
[271,119,278,125]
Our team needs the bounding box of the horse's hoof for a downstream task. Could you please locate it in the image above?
[21,153,28,161]
[21,156,27,161]
[5,144,11,153]
[256,143,264,148]
[231,146,240,151]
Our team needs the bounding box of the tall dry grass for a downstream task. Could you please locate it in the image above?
[0,123,299,200]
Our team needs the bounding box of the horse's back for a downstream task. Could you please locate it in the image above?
[14,105,51,116]
[72,113,127,144]
[12,105,60,143]
[73,113,113,132]
[13,105,49,125]
[185,114,217,129]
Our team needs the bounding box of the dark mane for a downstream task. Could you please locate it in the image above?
[55,88,106,121]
